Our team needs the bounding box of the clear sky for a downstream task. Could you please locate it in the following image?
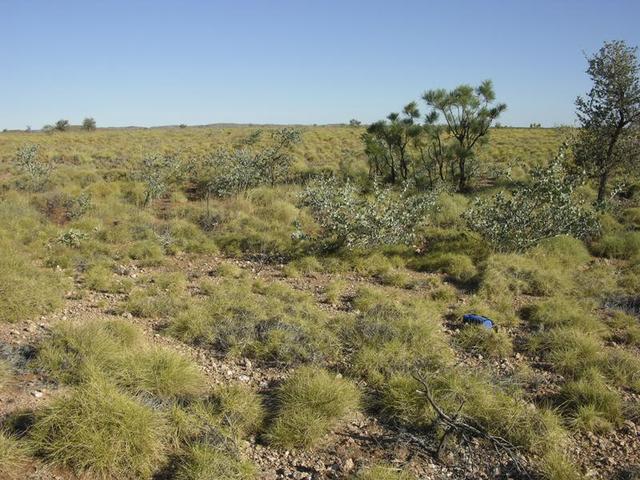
[2,0,639,129]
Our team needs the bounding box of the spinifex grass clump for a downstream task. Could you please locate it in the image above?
[355,464,416,480]
[341,286,452,386]
[174,443,257,480]
[0,431,29,479]
[30,379,168,479]
[168,278,339,365]
[455,324,513,359]
[125,271,188,318]
[0,241,66,323]
[35,318,206,400]
[266,366,360,449]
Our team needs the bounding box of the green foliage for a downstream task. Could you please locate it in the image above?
[465,149,600,251]
[199,128,301,199]
[84,262,132,293]
[538,450,583,480]
[299,177,437,248]
[267,366,360,449]
[207,383,265,438]
[0,360,11,388]
[54,119,70,131]
[363,102,421,185]
[529,327,603,378]
[81,117,96,131]
[175,443,257,480]
[30,379,168,479]
[139,152,183,206]
[125,272,187,317]
[522,297,604,334]
[574,40,640,203]
[15,143,52,191]
[423,80,506,191]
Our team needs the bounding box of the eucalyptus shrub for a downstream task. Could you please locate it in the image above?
[139,153,183,206]
[201,127,302,199]
[464,146,600,252]
[299,177,438,248]
[15,143,52,191]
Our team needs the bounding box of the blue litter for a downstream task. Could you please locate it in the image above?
[463,314,494,329]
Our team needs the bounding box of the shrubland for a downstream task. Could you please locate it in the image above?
[0,53,638,478]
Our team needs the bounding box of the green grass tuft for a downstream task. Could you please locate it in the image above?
[175,443,257,480]
[30,379,168,479]
[0,431,29,479]
[267,366,360,449]
[455,325,513,359]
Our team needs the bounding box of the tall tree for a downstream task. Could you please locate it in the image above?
[82,117,96,131]
[575,40,640,204]
[423,80,506,191]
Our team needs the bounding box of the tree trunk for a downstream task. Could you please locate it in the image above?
[458,158,466,192]
[597,170,608,204]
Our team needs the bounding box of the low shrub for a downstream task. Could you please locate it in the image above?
[0,360,11,388]
[125,273,188,318]
[283,257,319,277]
[622,207,640,230]
[84,262,132,293]
[532,235,592,266]
[538,450,583,480]
[30,379,168,479]
[464,152,599,252]
[601,347,640,392]
[480,253,571,298]
[267,366,360,449]
[128,239,165,266]
[299,177,437,248]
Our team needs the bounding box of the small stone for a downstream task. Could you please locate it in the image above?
[344,458,355,472]
[32,391,44,398]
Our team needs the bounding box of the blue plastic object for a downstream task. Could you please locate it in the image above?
[462,313,494,329]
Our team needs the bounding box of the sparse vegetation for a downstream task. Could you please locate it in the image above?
[0,36,638,480]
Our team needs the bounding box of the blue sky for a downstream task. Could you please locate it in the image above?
[2,0,639,129]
